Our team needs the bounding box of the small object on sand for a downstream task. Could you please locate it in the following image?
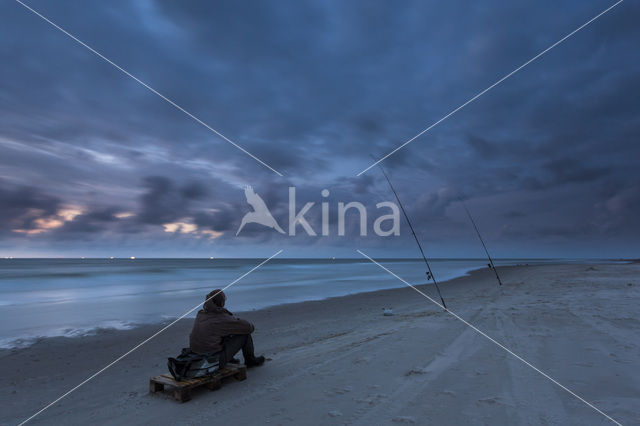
[628,283,633,286]
[149,364,247,403]
[383,307,393,316]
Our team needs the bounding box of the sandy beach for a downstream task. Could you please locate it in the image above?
[2,262,639,425]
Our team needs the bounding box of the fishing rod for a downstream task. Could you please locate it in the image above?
[461,201,503,286]
[372,159,447,310]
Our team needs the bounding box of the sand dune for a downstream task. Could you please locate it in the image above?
[2,263,639,425]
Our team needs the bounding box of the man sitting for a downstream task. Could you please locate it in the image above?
[189,289,265,368]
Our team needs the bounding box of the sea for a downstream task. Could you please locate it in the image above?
[0,258,622,349]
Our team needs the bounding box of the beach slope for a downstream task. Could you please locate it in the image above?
[2,263,639,425]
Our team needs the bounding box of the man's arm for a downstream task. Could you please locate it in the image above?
[218,314,255,335]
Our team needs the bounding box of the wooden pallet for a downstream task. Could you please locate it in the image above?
[149,364,247,402]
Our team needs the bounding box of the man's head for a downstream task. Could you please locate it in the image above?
[204,289,226,311]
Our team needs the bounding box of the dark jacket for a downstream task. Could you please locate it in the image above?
[189,301,254,354]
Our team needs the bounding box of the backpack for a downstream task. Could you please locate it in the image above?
[167,348,220,381]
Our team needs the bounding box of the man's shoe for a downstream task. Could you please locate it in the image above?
[246,355,265,368]
[228,357,240,364]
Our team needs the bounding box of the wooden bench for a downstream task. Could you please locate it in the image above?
[149,364,247,402]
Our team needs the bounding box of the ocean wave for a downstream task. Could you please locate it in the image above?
[0,320,137,350]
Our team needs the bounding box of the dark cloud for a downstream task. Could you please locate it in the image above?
[0,180,60,233]
[543,158,611,186]
[181,181,208,200]
[466,135,497,159]
[137,177,181,225]
[504,210,527,219]
[137,176,222,225]
[0,0,639,256]
[193,208,236,233]
[53,208,120,237]
[345,175,376,196]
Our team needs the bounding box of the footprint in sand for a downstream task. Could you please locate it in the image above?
[353,356,372,364]
[324,386,352,396]
[477,396,508,405]
[356,393,388,405]
[392,416,417,423]
[334,386,353,395]
[478,396,499,404]
[405,367,429,376]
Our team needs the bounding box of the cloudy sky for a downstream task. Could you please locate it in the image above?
[0,0,638,258]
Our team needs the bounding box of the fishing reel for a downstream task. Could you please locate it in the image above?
[425,271,432,281]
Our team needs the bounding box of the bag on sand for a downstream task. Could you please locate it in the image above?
[167,348,220,381]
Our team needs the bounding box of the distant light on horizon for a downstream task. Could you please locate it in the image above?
[130,256,136,260]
